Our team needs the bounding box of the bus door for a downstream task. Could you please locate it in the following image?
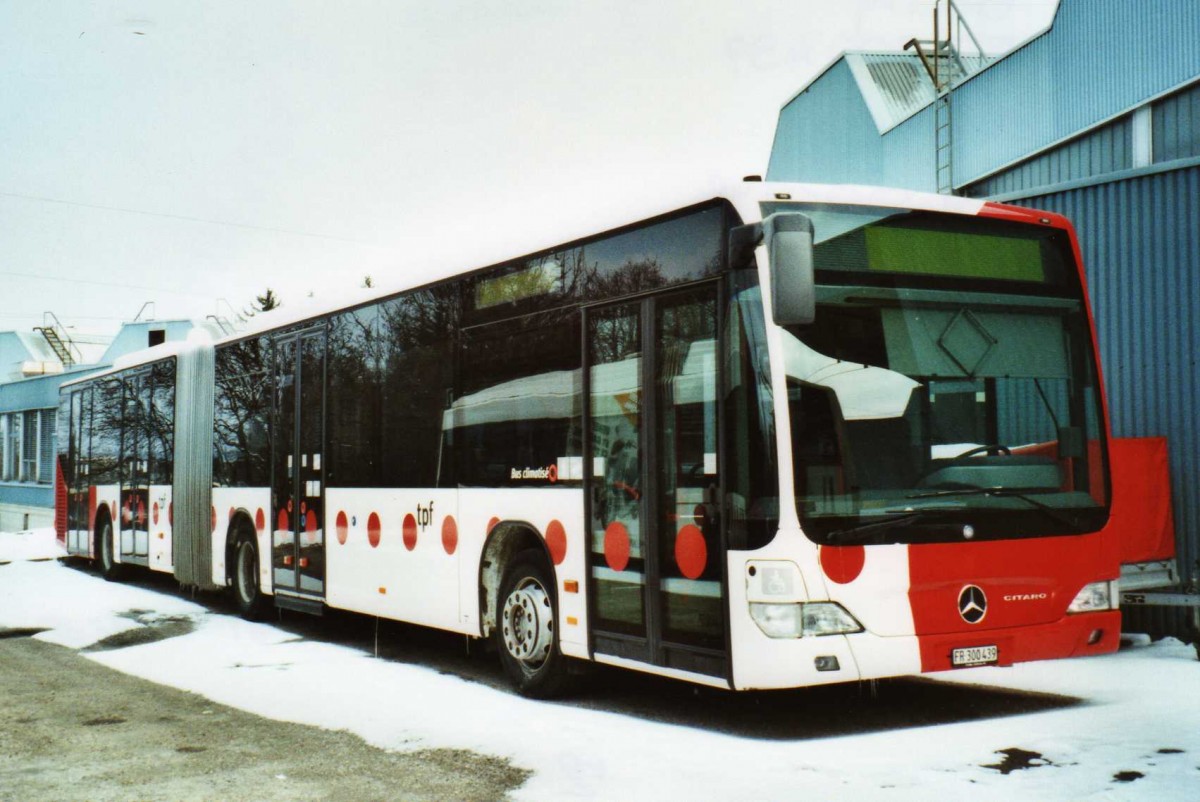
[585,283,727,679]
[119,370,151,563]
[271,328,327,598]
[67,388,90,554]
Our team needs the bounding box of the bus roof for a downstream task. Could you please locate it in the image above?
[63,181,992,381]
[210,182,987,346]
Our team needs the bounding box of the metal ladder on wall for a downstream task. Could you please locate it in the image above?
[905,0,990,195]
[35,311,82,368]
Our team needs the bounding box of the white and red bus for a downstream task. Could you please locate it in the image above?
[55,182,1120,696]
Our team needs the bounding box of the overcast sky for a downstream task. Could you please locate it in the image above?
[1,1,1058,339]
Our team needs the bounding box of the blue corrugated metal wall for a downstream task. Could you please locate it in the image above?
[769,0,1200,192]
[1153,80,1200,161]
[955,0,1200,185]
[965,116,1133,198]
[767,60,890,186]
[1012,165,1200,634]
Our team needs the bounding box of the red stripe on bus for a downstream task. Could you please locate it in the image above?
[908,533,1116,671]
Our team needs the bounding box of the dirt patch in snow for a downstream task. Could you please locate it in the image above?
[0,637,529,801]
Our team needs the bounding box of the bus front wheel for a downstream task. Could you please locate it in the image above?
[496,549,570,698]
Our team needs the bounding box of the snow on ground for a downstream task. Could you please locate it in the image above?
[2,529,1197,801]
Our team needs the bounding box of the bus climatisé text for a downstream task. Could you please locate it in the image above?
[55,183,1120,697]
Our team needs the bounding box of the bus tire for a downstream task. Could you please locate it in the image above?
[97,519,124,582]
[496,549,570,698]
[233,534,268,621]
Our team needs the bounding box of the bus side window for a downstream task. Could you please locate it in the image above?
[790,382,848,505]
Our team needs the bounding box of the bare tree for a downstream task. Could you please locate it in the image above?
[255,288,281,312]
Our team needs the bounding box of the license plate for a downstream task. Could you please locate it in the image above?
[952,645,998,667]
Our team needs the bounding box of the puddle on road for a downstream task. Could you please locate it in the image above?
[82,610,198,652]
[0,627,48,639]
[982,747,1054,774]
[82,716,127,726]
[1112,770,1144,783]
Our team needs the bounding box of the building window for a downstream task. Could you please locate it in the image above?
[40,409,56,484]
[1152,80,1200,164]
[21,411,37,482]
[2,413,19,481]
[0,408,58,484]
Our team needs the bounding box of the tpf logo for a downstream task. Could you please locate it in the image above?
[958,584,987,624]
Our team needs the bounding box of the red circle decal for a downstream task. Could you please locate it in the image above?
[336,511,348,545]
[305,509,317,534]
[367,512,382,548]
[442,516,458,555]
[210,506,217,532]
[255,508,266,532]
[277,509,289,534]
[153,502,159,525]
[820,545,866,584]
[545,520,567,565]
[675,524,707,580]
[603,522,631,572]
[402,513,417,551]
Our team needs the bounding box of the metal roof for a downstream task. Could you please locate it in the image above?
[845,51,990,134]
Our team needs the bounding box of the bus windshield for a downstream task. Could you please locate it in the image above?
[763,203,1110,544]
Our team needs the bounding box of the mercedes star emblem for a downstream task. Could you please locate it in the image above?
[958,584,987,624]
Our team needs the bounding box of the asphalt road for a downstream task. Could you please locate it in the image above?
[0,634,528,802]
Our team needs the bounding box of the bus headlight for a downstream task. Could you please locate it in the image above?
[1067,580,1118,613]
[750,602,863,638]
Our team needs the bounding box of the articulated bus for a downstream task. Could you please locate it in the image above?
[55,182,1120,696]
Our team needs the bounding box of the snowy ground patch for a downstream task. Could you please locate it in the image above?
[0,526,65,562]
[2,529,1197,801]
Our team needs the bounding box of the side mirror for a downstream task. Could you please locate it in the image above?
[764,212,815,326]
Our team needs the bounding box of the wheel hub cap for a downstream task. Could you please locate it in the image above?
[502,580,552,665]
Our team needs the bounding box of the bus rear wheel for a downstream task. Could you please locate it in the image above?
[97,520,124,582]
[496,549,570,698]
[233,535,267,621]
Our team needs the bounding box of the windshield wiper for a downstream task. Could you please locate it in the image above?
[907,486,1080,531]
[823,511,967,546]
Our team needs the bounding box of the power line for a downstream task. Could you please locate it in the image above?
[0,313,135,322]
[0,190,378,245]
[0,268,213,297]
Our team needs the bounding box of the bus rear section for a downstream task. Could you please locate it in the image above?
[727,190,1119,690]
